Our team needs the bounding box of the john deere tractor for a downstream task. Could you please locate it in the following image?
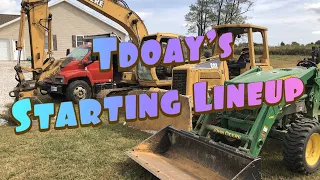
[127,55,320,179]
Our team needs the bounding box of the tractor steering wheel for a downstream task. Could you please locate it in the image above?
[297,59,317,68]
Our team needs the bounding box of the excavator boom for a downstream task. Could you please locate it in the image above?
[77,0,148,45]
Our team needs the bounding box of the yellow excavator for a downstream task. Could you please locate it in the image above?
[10,0,272,132]
[7,0,212,129]
[10,0,184,103]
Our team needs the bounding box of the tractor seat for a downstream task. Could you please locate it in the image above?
[237,48,250,64]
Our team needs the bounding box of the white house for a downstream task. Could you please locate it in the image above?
[0,0,128,61]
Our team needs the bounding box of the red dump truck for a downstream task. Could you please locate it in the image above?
[40,33,132,102]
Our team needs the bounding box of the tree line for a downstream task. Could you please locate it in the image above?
[185,0,317,56]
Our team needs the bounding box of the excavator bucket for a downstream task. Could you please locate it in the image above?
[127,126,261,180]
[125,88,193,131]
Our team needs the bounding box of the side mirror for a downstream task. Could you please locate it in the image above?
[66,49,70,56]
[91,55,98,61]
[82,61,93,67]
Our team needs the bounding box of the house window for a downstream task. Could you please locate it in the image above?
[45,35,57,51]
[76,35,84,47]
[72,35,86,48]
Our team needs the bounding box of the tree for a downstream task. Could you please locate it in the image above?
[185,0,254,35]
[185,0,216,36]
[219,0,254,25]
[315,40,320,45]
[280,41,285,46]
[291,42,300,46]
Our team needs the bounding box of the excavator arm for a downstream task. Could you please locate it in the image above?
[10,0,149,101]
[10,0,53,101]
[77,0,148,45]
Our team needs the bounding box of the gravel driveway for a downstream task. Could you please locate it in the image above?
[0,61,32,124]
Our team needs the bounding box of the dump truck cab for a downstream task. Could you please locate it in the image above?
[41,33,125,102]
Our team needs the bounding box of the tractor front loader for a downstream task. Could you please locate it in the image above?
[127,58,320,179]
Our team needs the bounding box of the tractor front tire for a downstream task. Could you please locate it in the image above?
[66,80,92,104]
[283,118,320,174]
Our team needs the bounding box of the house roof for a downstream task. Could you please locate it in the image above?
[0,0,127,35]
[0,14,20,26]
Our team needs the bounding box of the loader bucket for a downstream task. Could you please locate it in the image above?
[127,126,261,180]
[126,89,193,131]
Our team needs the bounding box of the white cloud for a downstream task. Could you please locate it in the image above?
[0,0,19,14]
[304,2,320,9]
[136,12,153,19]
[138,6,190,35]
[251,1,292,12]
[249,15,315,25]
[312,31,320,34]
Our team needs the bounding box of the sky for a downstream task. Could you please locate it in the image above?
[1,0,320,46]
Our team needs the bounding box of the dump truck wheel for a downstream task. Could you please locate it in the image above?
[66,80,92,103]
[283,118,320,174]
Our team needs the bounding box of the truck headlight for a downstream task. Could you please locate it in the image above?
[54,76,64,84]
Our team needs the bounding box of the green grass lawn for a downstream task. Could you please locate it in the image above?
[0,121,153,180]
[270,55,306,68]
[1,118,320,180]
[0,55,319,180]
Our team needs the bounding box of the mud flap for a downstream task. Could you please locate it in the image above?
[127,126,261,180]
[126,89,193,131]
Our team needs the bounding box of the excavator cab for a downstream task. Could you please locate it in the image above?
[121,33,184,88]
[132,33,187,88]
[121,33,180,85]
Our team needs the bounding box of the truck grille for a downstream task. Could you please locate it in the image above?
[172,70,187,95]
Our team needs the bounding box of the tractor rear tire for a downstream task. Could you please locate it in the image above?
[283,118,320,174]
[66,80,92,104]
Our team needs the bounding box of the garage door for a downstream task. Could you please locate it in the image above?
[0,39,10,60]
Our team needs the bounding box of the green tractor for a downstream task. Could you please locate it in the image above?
[126,56,320,179]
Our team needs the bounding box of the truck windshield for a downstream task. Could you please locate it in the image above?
[67,47,89,60]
